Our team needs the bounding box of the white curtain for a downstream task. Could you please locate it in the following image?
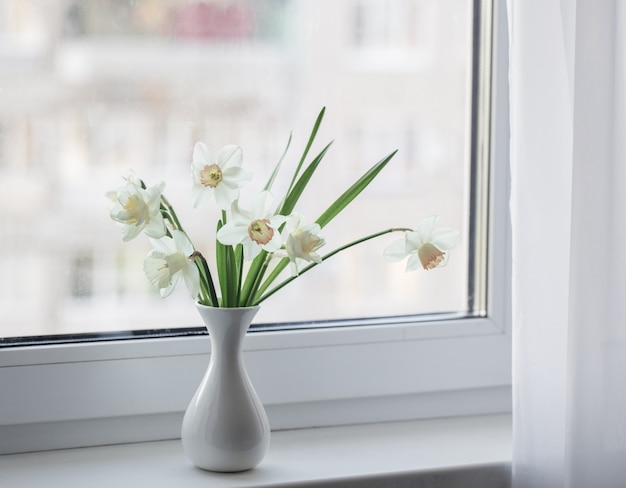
[508,0,626,487]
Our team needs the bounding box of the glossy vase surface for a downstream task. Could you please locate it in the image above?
[181,304,270,472]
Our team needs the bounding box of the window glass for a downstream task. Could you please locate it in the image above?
[0,0,474,337]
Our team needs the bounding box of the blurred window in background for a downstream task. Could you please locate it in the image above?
[0,0,482,338]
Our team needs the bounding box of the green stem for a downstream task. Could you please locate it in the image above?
[193,252,219,307]
[245,253,273,306]
[255,257,290,298]
[235,244,244,306]
[240,250,268,306]
[160,209,174,235]
[253,227,412,306]
[196,266,211,305]
[161,195,185,233]
[224,245,237,307]
[215,211,237,307]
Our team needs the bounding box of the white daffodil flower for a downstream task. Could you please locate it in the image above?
[217,192,286,261]
[107,179,166,242]
[143,230,200,298]
[383,216,461,271]
[122,169,143,187]
[191,142,252,210]
[283,213,325,275]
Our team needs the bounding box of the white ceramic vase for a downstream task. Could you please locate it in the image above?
[181,303,270,472]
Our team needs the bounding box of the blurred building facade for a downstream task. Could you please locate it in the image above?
[0,0,471,337]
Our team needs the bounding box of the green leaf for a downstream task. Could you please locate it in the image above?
[315,150,398,229]
[224,243,238,307]
[264,133,292,193]
[195,258,211,305]
[234,244,244,306]
[215,220,229,307]
[255,257,290,299]
[244,257,270,307]
[279,141,333,216]
[240,250,268,306]
[285,107,326,198]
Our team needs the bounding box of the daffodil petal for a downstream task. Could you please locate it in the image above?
[405,231,425,251]
[146,182,165,202]
[121,223,143,242]
[263,231,284,253]
[284,212,305,233]
[182,263,200,298]
[243,239,262,260]
[214,185,239,210]
[217,222,247,245]
[254,191,274,217]
[216,145,242,169]
[143,215,167,239]
[269,215,287,230]
[415,216,439,241]
[123,170,143,186]
[144,251,171,288]
[161,273,182,298]
[191,184,212,208]
[149,235,176,255]
[383,238,409,262]
[431,228,461,250]
[228,200,254,223]
[406,254,423,272]
[172,230,195,256]
[221,166,252,186]
[193,142,211,165]
[308,223,322,234]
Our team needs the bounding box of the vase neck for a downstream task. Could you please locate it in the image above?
[195,305,260,356]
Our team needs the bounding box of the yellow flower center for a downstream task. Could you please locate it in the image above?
[199,164,223,188]
[248,219,274,246]
[155,262,170,286]
[297,230,324,254]
[418,243,445,270]
[123,195,145,224]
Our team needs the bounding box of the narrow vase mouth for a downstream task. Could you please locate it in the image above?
[195,301,261,312]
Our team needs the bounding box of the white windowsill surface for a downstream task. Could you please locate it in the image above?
[0,414,511,488]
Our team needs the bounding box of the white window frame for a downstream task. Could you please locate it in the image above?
[0,0,510,455]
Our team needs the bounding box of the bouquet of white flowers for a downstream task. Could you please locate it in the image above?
[107,108,460,308]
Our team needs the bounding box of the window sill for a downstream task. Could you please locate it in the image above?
[0,414,511,487]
